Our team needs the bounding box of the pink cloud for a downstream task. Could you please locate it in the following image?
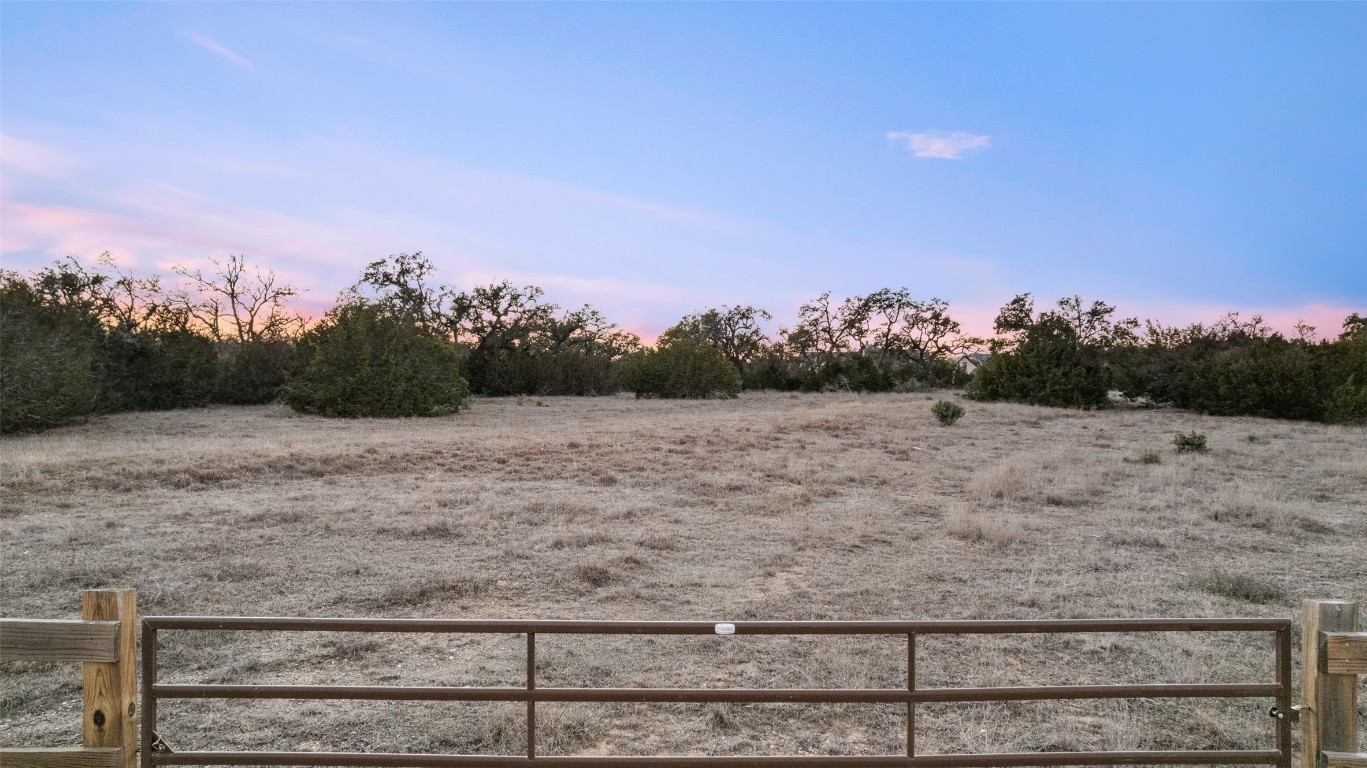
[1,200,250,269]
[942,302,1001,340]
[0,193,382,314]
[887,130,991,160]
[618,324,658,347]
[1,134,80,178]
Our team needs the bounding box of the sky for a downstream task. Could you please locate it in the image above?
[2,2,1364,341]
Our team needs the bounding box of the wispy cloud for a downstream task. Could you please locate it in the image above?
[1,134,80,177]
[459,268,695,306]
[183,32,253,68]
[887,130,990,160]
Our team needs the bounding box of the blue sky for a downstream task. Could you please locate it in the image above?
[2,2,1363,339]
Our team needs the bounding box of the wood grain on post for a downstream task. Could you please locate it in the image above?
[81,589,137,768]
[1323,631,1367,675]
[1301,599,1359,768]
[0,620,120,663]
[0,747,123,768]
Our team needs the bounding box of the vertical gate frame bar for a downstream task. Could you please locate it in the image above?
[1275,626,1291,768]
[906,633,916,759]
[141,624,156,768]
[526,633,536,760]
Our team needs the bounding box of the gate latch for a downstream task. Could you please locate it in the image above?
[1268,705,1302,723]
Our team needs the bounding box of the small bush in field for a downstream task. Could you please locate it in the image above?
[1139,450,1161,465]
[932,400,965,426]
[1195,569,1284,604]
[572,562,615,587]
[1173,431,1209,454]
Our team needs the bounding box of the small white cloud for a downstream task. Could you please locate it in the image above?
[183,32,253,68]
[887,130,990,160]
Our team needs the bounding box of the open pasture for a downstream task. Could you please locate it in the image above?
[2,392,1364,755]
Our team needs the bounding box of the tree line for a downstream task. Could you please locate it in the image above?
[968,294,1366,423]
[1,252,1363,432]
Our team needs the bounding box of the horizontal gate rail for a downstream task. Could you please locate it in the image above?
[141,615,1294,768]
[149,681,1282,703]
[142,616,1290,633]
[147,752,1287,767]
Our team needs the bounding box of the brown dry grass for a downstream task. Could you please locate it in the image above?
[2,392,1365,755]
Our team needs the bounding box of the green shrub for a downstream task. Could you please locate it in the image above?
[465,347,621,397]
[285,303,470,417]
[926,357,974,388]
[0,278,97,432]
[931,400,965,426]
[1116,313,1367,424]
[1173,431,1209,454]
[742,355,802,391]
[100,329,220,412]
[968,325,1111,408]
[813,354,892,392]
[968,295,1134,410]
[1322,374,1367,425]
[621,339,741,399]
[217,341,292,405]
[1139,450,1161,464]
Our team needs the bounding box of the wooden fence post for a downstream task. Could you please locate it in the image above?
[82,589,137,768]
[1301,599,1361,768]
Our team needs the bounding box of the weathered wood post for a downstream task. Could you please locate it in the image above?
[1301,598,1364,768]
[1,588,137,768]
[83,589,139,768]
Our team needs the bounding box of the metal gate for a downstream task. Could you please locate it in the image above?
[141,616,1293,768]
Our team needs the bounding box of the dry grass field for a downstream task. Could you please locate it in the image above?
[2,391,1364,757]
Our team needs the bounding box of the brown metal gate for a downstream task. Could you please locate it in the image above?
[140,616,1293,767]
